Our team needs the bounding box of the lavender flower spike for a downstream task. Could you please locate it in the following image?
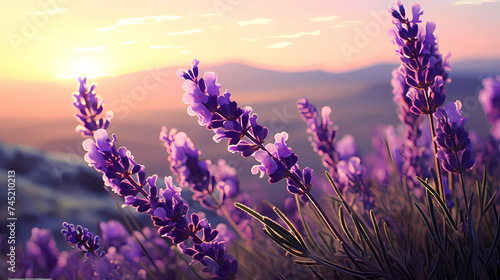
[434,101,475,174]
[388,2,450,115]
[479,75,500,125]
[81,127,238,279]
[61,222,120,279]
[178,60,313,197]
[61,222,105,259]
[72,76,113,136]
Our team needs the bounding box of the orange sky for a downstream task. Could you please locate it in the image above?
[1,0,500,81]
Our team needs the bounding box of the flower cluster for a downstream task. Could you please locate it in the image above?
[61,222,120,279]
[72,76,114,137]
[178,60,313,197]
[434,101,475,174]
[391,68,432,182]
[297,98,371,207]
[160,127,239,209]
[479,75,500,125]
[81,129,238,279]
[70,76,238,279]
[389,1,449,115]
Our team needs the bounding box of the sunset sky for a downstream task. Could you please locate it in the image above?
[1,0,500,81]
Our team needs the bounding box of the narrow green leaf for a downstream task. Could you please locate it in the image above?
[317,230,335,255]
[417,177,457,230]
[482,192,497,217]
[325,171,346,206]
[371,210,397,280]
[383,222,401,260]
[263,227,305,257]
[296,195,321,253]
[294,260,319,266]
[235,202,264,222]
[414,202,438,242]
[426,190,441,243]
[349,211,385,274]
[341,241,364,272]
[262,217,305,253]
[339,205,362,254]
[272,204,308,252]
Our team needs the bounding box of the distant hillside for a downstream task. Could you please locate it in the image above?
[0,59,495,186]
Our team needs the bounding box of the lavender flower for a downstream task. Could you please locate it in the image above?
[23,228,59,277]
[61,222,121,279]
[434,101,475,174]
[178,61,312,197]
[81,127,238,279]
[160,127,235,209]
[297,98,338,172]
[61,222,105,259]
[297,97,370,206]
[72,76,113,136]
[180,241,238,280]
[389,2,450,115]
[479,75,500,124]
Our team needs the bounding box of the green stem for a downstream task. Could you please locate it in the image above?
[428,114,446,205]
[305,192,347,245]
[209,193,247,241]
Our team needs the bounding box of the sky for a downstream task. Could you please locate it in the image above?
[1,0,500,81]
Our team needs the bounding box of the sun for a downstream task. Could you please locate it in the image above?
[56,57,110,80]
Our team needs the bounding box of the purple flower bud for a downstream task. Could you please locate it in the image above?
[434,101,475,174]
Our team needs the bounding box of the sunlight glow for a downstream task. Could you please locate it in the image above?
[56,58,109,80]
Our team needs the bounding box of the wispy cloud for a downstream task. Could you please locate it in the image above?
[238,38,261,42]
[238,18,273,26]
[266,42,293,48]
[310,16,339,22]
[29,8,66,15]
[73,46,105,52]
[268,30,321,39]
[150,45,183,49]
[451,0,498,5]
[331,20,363,28]
[97,15,183,31]
[167,29,203,36]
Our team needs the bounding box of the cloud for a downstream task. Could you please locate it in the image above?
[97,15,183,31]
[238,39,261,42]
[331,20,363,28]
[73,46,105,52]
[150,45,183,49]
[167,29,203,36]
[238,18,273,26]
[29,8,66,15]
[266,42,293,48]
[310,16,339,22]
[268,30,321,39]
[451,0,498,5]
